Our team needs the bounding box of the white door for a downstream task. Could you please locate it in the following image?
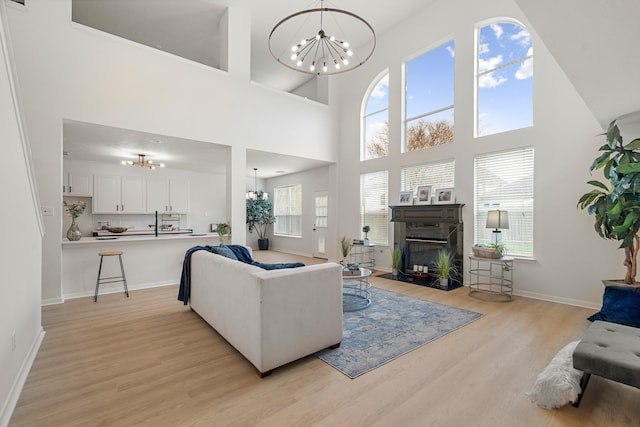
[313,190,328,259]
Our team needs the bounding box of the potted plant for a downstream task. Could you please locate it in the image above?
[63,200,86,241]
[436,249,458,289]
[488,241,506,258]
[362,225,370,243]
[246,192,276,250]
[216,222,231,245]
[339,235,351,265]
[392,246,402,278]
[578,120,640,285]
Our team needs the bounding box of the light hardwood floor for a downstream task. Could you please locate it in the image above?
[10,251,640,426]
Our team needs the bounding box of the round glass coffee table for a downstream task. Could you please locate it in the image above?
[342,267,372,311]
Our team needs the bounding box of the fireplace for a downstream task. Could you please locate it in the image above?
[390,204,464,288]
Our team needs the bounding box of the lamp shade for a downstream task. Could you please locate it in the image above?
[486,210,509,230]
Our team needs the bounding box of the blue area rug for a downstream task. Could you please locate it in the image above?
[316,287,483,378]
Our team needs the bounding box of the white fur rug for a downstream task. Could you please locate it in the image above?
[526,341,583,409]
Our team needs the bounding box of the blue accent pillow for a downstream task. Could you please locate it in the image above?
[588,285,640,327]
[210,245,238,260]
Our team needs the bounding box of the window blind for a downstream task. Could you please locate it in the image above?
[360,170,388,245]
[274,184,302,237]
[474,146,534,257]
[401,159,455,195]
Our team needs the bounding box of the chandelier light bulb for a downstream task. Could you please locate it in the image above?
[343,41,349,48]
[323,63,328,72]
[347,50,353,56]
[310,62,315,71]
[297,60,303,66]
[342,58,349,65]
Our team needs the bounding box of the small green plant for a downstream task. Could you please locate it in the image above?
[216,222,231,244]
[362,225,370,239]
[392,247,402,271]
[488,241,506,257]
[339,236,351,259]
[63,200,86,219]
[436,250,458,279]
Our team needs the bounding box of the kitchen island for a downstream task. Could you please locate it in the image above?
[62,233,220,301]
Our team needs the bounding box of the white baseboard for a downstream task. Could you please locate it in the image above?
[62,280,177,301]
[0,327,45,427]
[41,297,64,306]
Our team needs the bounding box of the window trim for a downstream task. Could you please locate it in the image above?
[361,70,390,161]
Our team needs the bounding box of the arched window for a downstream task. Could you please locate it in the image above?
[404,40,455,152]
[476,20,533,137]
[361,72,389,160]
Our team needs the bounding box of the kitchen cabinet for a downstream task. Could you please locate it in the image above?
[93,175,146,214]
[63,171,92,196]
[147,178,189,213]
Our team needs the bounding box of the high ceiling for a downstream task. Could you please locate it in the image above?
[68,0,436,177]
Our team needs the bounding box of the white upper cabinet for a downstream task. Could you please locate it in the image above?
[63,170,92,197]
[147,178,189,214]
[93,175,146,214]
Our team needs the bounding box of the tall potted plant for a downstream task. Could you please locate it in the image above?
[436,250,458,290]
[246,192,276,250]
[578,120,640,285]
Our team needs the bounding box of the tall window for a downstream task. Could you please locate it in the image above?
[362,73,389,160]
[360,171,388,245]
[274,184,302,237]
[404,40,455,152]
[401,160,456,197]
[476,21,533,137]
[474,147,534,258]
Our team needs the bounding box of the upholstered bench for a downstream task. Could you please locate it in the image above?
[572,320,640,406]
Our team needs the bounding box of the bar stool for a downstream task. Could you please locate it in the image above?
[94,250,129,302]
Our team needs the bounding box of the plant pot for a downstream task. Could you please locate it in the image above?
[601,279,639,287]
[439,277,449,289]
[258,238,269,250]
[392,268,398,278]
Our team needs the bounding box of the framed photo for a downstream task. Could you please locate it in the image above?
[434,188,455,204]
[416,185,432,205]
[398,191,414,205]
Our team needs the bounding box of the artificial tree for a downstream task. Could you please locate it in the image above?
[246,191,276,250]
[578,120,640,284]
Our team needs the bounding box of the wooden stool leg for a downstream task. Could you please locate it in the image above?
[94,255,104,302]
[118,254,129,297]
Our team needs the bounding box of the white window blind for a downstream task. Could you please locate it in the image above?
[360,171,388,245]
[274,184,302,237]
[474,146,534,257]
[401,160,455,196]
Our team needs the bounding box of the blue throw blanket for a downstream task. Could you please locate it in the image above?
[177,245,305,305]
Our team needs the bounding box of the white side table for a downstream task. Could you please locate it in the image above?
[468,255,514,302]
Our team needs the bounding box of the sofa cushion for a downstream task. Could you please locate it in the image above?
[210,245,238,260]
[588,285,640,327]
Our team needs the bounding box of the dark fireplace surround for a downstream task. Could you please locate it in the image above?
[390,204,464,287]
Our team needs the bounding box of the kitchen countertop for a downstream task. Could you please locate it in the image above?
[62,232,219,246]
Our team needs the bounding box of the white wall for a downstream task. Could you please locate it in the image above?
[331,0,618,307]
[5,0,336,303]
[0,3,44,425]
[264,166,335,257]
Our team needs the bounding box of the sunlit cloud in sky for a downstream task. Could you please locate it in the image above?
[491,23,503,39]
[515,47,533,80]
[370,74,389,99]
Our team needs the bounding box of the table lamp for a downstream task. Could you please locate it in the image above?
[486,210,509,244]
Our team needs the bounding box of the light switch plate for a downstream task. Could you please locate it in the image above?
[41,207,54,216]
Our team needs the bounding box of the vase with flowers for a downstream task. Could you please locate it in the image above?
[63,200,86,241]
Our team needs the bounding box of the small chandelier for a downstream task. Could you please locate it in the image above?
[268,0,376,75]
[246,168,268,201]
[121,154,165,170]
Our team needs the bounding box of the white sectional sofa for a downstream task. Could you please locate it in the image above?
[189,249,343,376]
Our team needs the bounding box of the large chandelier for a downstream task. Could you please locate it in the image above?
[246,168,268,200]
[121,154,165,170]
[268,0,376,75]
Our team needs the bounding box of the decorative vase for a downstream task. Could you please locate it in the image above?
[66,218,82,241]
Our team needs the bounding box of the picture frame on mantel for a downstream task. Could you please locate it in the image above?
[398,191,414,205]
[416,185,432,205]
[434,188,455,204]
